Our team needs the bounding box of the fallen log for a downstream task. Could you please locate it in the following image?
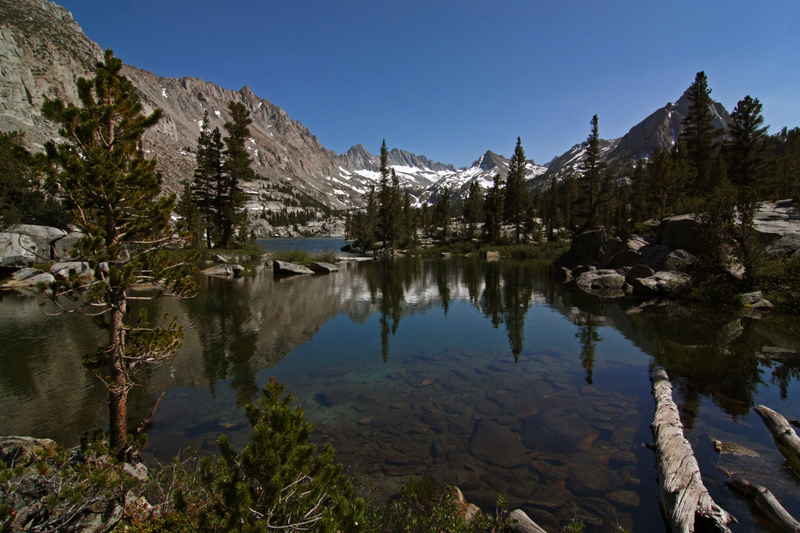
[754,405,800,469]
[507,509,547,533]
[650,366,736,532]
[727,477,800,533]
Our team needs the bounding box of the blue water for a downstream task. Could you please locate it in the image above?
[255,237,348,255]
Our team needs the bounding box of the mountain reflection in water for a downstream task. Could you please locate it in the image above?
[2,256,800,532]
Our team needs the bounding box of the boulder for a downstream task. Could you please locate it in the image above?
[4,224,67,261]
[554,266,573,282]
[273,260,314,275]
[740,291,773,309]
[664,249,695,271]
[634,244,674,271]
[1,271,55,289]
[309,261,339,273]
[50,261,93,281]
[754,200,800,244]
[553,229,610,270]
[659,214,706,256]
[624,264,654,284]
[603,234,651,269]
[485,250,500,261]
[765,233,800,258]
[576,270,625,291]
[52,231,84,260]
[0,232,38,267]
[630,271,690,296]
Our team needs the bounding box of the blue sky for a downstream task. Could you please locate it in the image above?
[60,0,799,168]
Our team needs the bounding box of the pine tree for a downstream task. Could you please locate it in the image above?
[41,49,196,460]
[191,110,224,248]
[400,189,414,246]
[728,95,768,190]
[199,378,365,532]
[176,180,203,248]
[484,173,504,243]
[435,187,452,242]
[577,115,606,230]
[463,180,484,240]
[377,139,391,245]
[504,137,532,243]
[682,71,719,191]
[389,168,402,246]
[219,101,254,248]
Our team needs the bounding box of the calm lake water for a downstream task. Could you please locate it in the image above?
[2,246,800,532]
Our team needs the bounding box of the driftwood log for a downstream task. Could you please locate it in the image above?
[727,477,800,533]
[507,509,547,533]
[754,405,800,466]
[650,366,736,532]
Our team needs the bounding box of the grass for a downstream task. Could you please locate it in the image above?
[273,247,337,266]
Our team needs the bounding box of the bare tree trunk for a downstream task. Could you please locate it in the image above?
[726,478,800,533]
[754,405,800,467]
[108,288,129,460]
[650,366,736,532]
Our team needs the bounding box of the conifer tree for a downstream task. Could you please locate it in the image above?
[682,71,719,190]
[400,189,414,246]
[504,137,532,243]
[377,139,391,245]
[463,180,484,240]
[577,115,606,230]
[191,110,224,248]
[41,49,196,460]
[484,173,504,243]
[198,378,365,531]
[435,187,452,242]
[219,101,254,248]
[389,168,402,246]
[728,95,768,190]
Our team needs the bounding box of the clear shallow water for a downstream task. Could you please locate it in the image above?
[2,252,800,532]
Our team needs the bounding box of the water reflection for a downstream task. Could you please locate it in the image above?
[3,256,800,531]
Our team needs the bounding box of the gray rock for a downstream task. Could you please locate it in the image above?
[634,244,674,271]
[576,270,625,291]
[52,231,84,260]
[0,232,38,267]
[766,233,800,257]
[659,214,706,256]
[566,469,624,495]
[664,249,695,271]
[740,291,773,309]
[214,254,228,263]
[554,266,573,282]
[9,268,43,281]
[309,261,339,273]
[5,224,67,260]
[630,271,690,296]
[2,272,55,289]
[604,234,651,269]
[553,229,610,270]
[50,261,92,280]
[754,200,800,244]
[624,264,654,284]
[469,419,529,468]
[485,250,500,261]
[273,260,314,275]
[521,409,599,454]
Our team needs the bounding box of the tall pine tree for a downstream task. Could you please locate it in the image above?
[578,115,606,230]
[681,71,719,191]
[42,50,196,460]
[504,137,532,243]
[219,101,254,248]
[484,173,504,243]
[191,110,224,248]
[377,139,391,246]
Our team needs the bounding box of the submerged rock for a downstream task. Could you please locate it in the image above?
[469,419,529,468]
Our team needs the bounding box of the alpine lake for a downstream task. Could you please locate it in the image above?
[2,237,800,532]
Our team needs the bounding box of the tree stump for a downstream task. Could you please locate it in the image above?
[650,366,736,532]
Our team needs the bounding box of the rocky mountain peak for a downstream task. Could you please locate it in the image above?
[472,150,508,172]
